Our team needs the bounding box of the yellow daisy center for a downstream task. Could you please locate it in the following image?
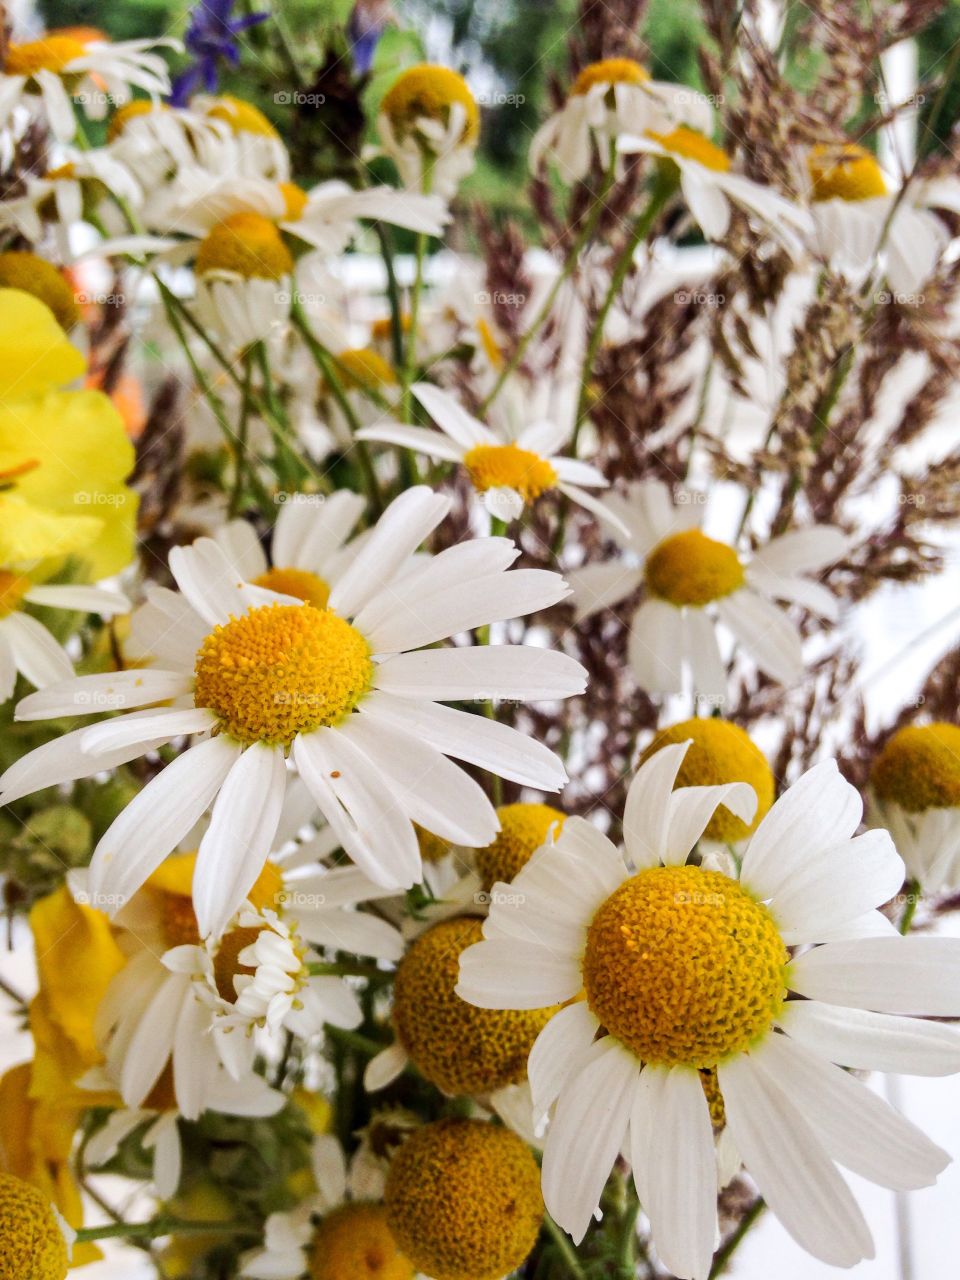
[193,603,373,747]
[0,255,79,331]
[381,65,480,145]
[570,58,650,96]
[808,144,887,202]
[647,125,731,173]
[638,719,773,842]
[475,802,565,890]
[645,528,744,606]
[463,443,558,503]
[414,823,451,864]
[385,1118,543,1280]
[279,181,308,221]
[310,1203,414,1280]
[205,95,280,139]
[392,917,557,1095]
[0,1172,68,1280]
[253,566,331,609]
[871,723,960,813]
[149,852,283,948]
[335,348,399,393]
[194,212,293,281]
[583,866,787,1068]
[5,35,86,76]
[106,99,159,142]
[0,570,30,619]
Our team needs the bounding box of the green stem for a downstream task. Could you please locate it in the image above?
[376,222,406,367]
[900,881,920,935]
[618,1201,641,1277]
[542,1213,588,1279]
[307,961,387,980]
[480,164,619,414]
[324,1025,388,1057]
[709,1198,765,1278]
[230,352,254,517]
[76,1219,247,1243]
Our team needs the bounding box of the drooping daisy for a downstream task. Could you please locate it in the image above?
[458,744,960,1278]
[530,58,713,183]
[1,487,582,935]
[870,722,960,894]
[376,64,479,199]
[566,478,849,695]
[618,126,813,254]
[0,1172,74,1280]
[384,1117,543,1280]
[804,143,948,295]
[106,99,234,190]
[191,93,291,181]
[0,31,176,142]
[241,1133,415,1280]
[359,382,616,527]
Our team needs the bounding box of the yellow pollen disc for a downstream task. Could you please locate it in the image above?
[149,852,282,945]
[212,924,262,1002]
[205,95,280,139]
[0,570,30,619]
[0,1172,68,1280]
[194,212,293,281]
[5,35,86,76]
[0,254,79,331]
[414,823,451,864]
[193,603,373,747]
[647,125,731,173]
[645,528,744,607]
[871,723,960,813]
[584,866,787,1068]
[570,57,650,96]
[808,144,887,202]
[385,1118,543,1280]
[639,719,773,842]
[463,443,558,504]
[309,1203,414,1280]
[106,98,159,141]
[335,348,399,393]
[392,917,557,1095]
[279,181,308,221]
[381,64,480,145]
[253,565,331,609]
[475,803,566,890]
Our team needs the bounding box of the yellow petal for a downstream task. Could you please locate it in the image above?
[0,492,102,564]
[0,288,85,399]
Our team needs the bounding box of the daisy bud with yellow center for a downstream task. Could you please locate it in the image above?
[106,98,158,142]
[0,1172,70,1280]
[639,718,774,842]
[570,56,651,97]
[381,64,480,147]
[194,212,293,280]
[392,917,557,1095]
[463,442,558,505]
[475,801,565,889]
[0,255,79,331]
[646,124,731,173]
[384,1119,543,1280]
[871,723,960,813]
[252,566,331,609]
[5,35,87,77]
[645,527,745,606]
[334,348,399,395]
[309,1203,414,1280]
[205,95,280,141]
[808,143,887,202]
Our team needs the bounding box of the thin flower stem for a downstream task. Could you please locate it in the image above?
[307,961,388,979]
[542,1212,588,1279]
[708,1198,765,1277]
[324,1025,388,1057]
[75,1219,248,1243]
[618,1200,641,1277]
[230,351,254,517]
[401,228,428,414]
[480,164,619,414]
[376,222,407,367]
[900,881,920,935]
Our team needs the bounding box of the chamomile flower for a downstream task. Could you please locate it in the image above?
[870,723,960,894]
[1,487,582,936]
[530,58,713,183]
[359,382,615,526]
[567,479,849,695]
[191,93,290,181]
[241,1134,416,1280]
[0,31,176,142]
[0,1172,73,1280]
[384,1117,543,1280]
[377,64,479,198]
[618,127,813,254]
[804,143,948,295]
[458,744,960,1277]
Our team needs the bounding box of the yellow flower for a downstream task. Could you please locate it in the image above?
[0,288,138,577]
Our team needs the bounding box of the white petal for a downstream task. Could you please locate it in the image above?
[622,741,689,870]
[169,538,254,626]
[213,520,269,580]
[146,1116,182,1198]
[80,707,216,756]
[778,1000,960,1077]
[364,1042,408,1092]
[297,907,403,962]
[752,526,851,577]
[311,1133,348,1208]
[457,937,583,1009]
[567,562,643,621]
[662,782,757,866]
[23,584,130,616]
[647,1068,717,1280]
[528,1003,600,1122]
[15,668,192,721]
[2,612,73,687]
[356,422,464,462]
[373,644,585,702]
[683,605,728,699]
[715,589,803,685]
[628,599,685,693]
[288,490,366,573]
[411,382,493,448]
[788,937,960,1016]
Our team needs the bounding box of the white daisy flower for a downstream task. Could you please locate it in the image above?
[376,64,479,199]
[530,57,713,184]
[1,486,582,936]
[190,93,291,182]
[359,382,618,528]
[566,478,849,695]
[0,149,141,252]
[803,143,949,295]
[869,722,960,895]
[240,1133,417,1279]
[0,32,176,142]
[618,126,813,255]
[458,744,960,1278]
[0,574,128,700]
[82,1062,283,1199]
